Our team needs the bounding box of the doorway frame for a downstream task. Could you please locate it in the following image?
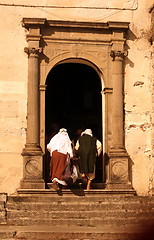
[45,61,104,183]
[21,18,134,192]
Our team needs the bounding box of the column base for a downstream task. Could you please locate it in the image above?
[106,181,133,190]
[20,178,45,189]
[20,145,45,189]
[107,147,134,191]
[106,182,136,195]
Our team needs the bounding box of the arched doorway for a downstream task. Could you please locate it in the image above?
[45,62,103,185]
[21,19,133,192]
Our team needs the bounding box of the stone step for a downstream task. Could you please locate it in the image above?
[14,231,153,240]
[0,225,153,240]
[6,193,154,228]
[7,215,154,227]
[7,193,154,203]
[7,208,154,219]
[15,188,137,197]
[0,231,14,240]
[5,193,154,231]
[7,201,154,212]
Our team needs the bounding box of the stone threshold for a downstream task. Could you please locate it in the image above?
[16,188,136,196]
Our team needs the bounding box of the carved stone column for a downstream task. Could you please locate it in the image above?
[107,50,132,190]
[20,47,45,189]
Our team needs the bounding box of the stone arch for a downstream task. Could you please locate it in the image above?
[41,56,106,87]
[40,57,105,147]
[43,57,105,141]
[44,59,105,183]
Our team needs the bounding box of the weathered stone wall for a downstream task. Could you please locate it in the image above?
[0,0,153,195]
[124,0,154,195]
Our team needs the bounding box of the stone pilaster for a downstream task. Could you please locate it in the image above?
[102,87,113,184]
[20,47,45,189]
[107,50,132,190]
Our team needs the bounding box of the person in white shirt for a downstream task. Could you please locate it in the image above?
[47,128,73,190]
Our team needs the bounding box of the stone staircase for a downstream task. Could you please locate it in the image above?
[0,189,154,239]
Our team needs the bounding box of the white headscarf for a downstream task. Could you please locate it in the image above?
[81,129,93,137]
[47,128,73,157]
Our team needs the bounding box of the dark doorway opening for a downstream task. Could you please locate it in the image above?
[45,62,103,184]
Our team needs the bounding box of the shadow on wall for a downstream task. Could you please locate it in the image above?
[125,29,138,68]
[128,156,134,184]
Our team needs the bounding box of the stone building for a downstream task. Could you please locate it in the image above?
[0,0,153,197]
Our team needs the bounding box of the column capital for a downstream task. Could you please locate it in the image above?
[110,50,128,61]
[24,47,43,57]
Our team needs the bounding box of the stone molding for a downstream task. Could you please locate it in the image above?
[102,88,113,94]
[22,18,129,30]
[39,84,47,91]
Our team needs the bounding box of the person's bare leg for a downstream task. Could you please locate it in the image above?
[87,179,92,190]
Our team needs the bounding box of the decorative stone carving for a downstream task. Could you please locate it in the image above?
[25,159,41,177]
[111,160,128,180]
[24,47,43,56]
[44,46,70,62]
[110,50,128,60]
[72,44,83,57]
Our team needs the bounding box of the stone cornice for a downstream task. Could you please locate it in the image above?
[26,34,42,42]
[22,18,129,31]
[22,18,46,28]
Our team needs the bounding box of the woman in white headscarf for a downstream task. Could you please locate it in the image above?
[47,128,73,190]
[75,129,102,190]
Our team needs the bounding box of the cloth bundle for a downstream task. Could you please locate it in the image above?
[62,155,78,185]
